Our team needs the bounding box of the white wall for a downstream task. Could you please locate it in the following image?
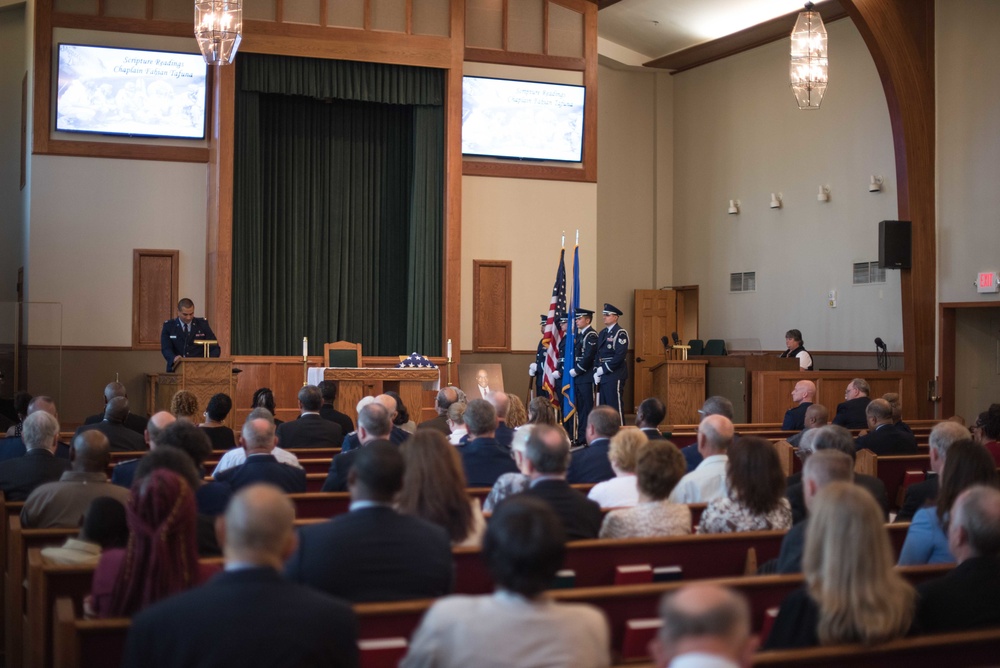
[936,0,1000,306]
[671,19,902,353]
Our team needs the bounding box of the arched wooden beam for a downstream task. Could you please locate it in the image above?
[842,0,936,418]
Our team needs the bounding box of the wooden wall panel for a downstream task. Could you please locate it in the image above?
[132,250,178,350]
[751,370,917,424]
[472,260,511,352]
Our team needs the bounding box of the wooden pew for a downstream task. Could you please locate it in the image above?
[53,598,129,668]
[855,450,931,510]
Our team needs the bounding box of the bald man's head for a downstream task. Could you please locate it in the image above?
[72,430,111,473]
[488,392,510,420]
[103,382,127,403]
[803,403,829,429]
[27,396,57,418]
[792,380,816,404]
[698,414,734,456]
[221,484,297,568]
[145,411,176,450]
[104,396,129,423]
[374,394,398,419]
[654,584,754,667]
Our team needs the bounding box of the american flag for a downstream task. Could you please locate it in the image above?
[542,248,566,406]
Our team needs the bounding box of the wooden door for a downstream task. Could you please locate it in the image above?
[633,289,677,406]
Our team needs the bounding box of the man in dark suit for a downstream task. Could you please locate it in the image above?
[321,403,393,492]
[680,396,735,473]
[110,411,175,489]
[916,485,1000,633]
[286,442,453,602]
[786,424,889,523]
[566,406,619,484]
[636,397,667,440]
[418,386,459,436]
[781,380,815,431]
[832,377,872,429]
[341,394,410,452]
[776,449,854,573]
[123,484,358,668]
[520,424,601,540]
[896,420,969,522]
[159,298,221,373]
[854,398,918,456]
[83,382,147,435]
[0,411,70,501]
[458,399,518,487]
[488,391,516,448]
[275,385,343,449]
[74,397,146,452]
[216,416,306,493]
[786,404,828,448]
[0,396,70,462]
[318,380,354,436]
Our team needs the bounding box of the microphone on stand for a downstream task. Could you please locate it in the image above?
[874,337,887,349]
[874,337,888,370]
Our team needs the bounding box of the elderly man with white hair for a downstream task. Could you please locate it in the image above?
[896,420,971,522]
[0,410,71,501]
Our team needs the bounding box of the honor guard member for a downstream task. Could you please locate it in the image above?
[779,328,814,371]
[160,298,221,373]
[594,303,629,423]
[569,308,598,444]
[529,315,549,400]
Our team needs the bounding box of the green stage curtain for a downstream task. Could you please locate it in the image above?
[232,54,443,357]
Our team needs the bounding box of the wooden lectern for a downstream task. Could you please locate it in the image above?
[321,367,440,426]
[649,360,708,425]
[154,359,234,427]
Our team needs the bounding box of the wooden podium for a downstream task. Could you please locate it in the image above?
[152,359,234,426]
[320,367,440,425]
[649,360,707,425]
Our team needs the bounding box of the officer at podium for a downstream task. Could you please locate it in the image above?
[160,298,221,372]
[594,303,629,423]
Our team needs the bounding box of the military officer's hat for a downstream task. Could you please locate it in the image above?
[602,303,623,316]
[574,308,595,318]
[539,314,548,326]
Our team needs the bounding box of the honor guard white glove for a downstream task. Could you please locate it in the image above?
[553,370,561,379]
[594,368,604,384]
[528,362,537,376]
[569,369,577,378]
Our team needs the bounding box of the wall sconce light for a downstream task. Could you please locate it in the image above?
[817,185,830,202]
[869,175,883,193]
[728,200,740,215]
[770,193,782,209]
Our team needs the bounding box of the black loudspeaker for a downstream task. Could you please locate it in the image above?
[879,220,912,269]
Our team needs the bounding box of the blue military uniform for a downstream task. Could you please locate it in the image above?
[533,314,549,400]
[571,308,599,443]
[161,317,221,372]
[595,303,629,423]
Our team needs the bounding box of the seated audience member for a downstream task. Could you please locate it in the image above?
[981,403,1000,465]
[519,424,602,541]
[341,394,410,451]
[75,396,146,452]
[212,408,301,476]
[898,439,999,566]
[0,410,70,501]
[483,427,532,513]
[896,420,970,522]
[636,397,667,440]
[882,392,912,433]
[198,393,236,451]
[697,436,792,533]
[650,584,756,668]
[506,394,528,428]
[216,416,306,494]
[42,496,128,566]
[446,402,468,445]
[854,398,918,455]
[488,391,516,447]
[765,482,916,649]
[123,485,358,668]
[418,386,459,435]
[401,496,610,668]
[170,390,199,423]
[321,403,392,492]
[782,380,816,431]
[111,412,176,489]
[458,399,519,487]
[567,406,620,484]
[916,485,1000,633]
[669,414,734,504]
[83,382,147,434]
[786,425,889,523]
[387,390,417,434]
[971,411,988,444]
[832,378,872,429]
[287,441,453,602]
[90,468,216,618]
[251,387,283,426]
[600,439,690,539]
[786,403,828,448]
[0,395,70,462]
[775,450,854,574]
[398,430,485,546]
[587,427,645,508]
[275,385,344,449]
[21,430,130,528]
[680,396,735,473]
[527,396,559,426]
[4,390,31,437]
[156,420,233,516]
[318,379,355,435]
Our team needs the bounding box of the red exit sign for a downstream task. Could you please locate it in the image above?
[978,272,999,293]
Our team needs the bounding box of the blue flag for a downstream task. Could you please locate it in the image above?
[562,243,579,423]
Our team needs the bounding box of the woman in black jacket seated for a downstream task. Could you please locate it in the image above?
[764,482,916,649]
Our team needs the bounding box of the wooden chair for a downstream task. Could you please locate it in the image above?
[323,341,363,368]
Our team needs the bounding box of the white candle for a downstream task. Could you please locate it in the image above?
[447,339,453,360]
[303,337,308,358]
